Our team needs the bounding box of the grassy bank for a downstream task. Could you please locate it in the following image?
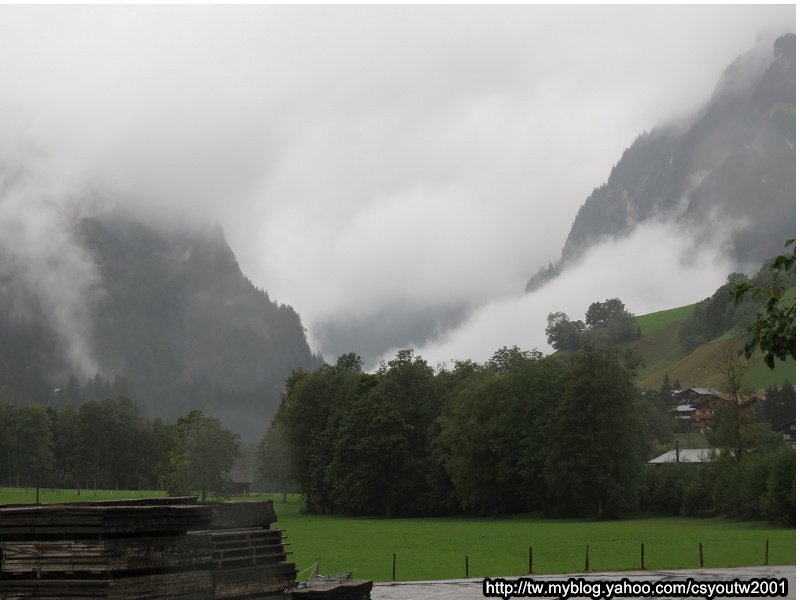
[1,488,793,582]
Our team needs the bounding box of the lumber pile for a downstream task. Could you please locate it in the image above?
[192,501,297,598]
[0,498,299,599]
[1,536,213,574]
[0,503,214,540]
[204,500,278,529]
[0,571,212,599]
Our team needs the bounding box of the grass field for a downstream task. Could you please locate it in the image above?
[1,488,794,582]
[0,487,168,505]
[632,304,795,391]
[266,496,795,582]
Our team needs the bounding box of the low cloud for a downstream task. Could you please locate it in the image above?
[394,220,740,370]
[0,6,792,372]
[0,170,102,377]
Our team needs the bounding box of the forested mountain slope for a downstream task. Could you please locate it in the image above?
[528,33,795,291]
[0,213,322,440]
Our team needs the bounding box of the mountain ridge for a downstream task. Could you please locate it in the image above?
[527,32,796,293]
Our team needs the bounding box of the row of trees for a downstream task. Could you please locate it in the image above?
[642,448,795,525]
[0,398,240,500]
[263,346,671,519]
[263,340,794,521]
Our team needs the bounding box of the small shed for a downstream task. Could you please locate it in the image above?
[228,465,254,496]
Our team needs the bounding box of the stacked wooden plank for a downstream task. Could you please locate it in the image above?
[192,500,297,599]
[0,503,214,540]
[1,536,212,574]
[0,571,212,599]
[198,527,289,570]
[0,499,216,599]
[0,498,313,599]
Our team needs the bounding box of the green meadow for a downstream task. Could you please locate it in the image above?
[1,488,793,582]
[0,487,168,505]
[630,304,795,390]
[267,495,795,582]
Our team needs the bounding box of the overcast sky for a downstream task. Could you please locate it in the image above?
[0,5,795,370]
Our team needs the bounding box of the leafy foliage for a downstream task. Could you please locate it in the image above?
[678,273,756,353]
[640,446,795,525]
[542,347,645,518]
[732,240,796,369]
[545,312,586,351]
[270,345,649,518]
[157,410,240,500]
[546,298,638,351]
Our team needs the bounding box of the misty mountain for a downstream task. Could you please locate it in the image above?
[0,212,322,440]
[527,33,795,292]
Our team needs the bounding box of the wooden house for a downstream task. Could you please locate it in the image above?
[229,465,254,497]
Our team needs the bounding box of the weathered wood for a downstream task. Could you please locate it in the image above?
[202,501,278,529]
[191,527,292,569]
[1,535,213,574]
[211,562,297,598]
[290,580,373,600]
[0,499,302,600]
[0,570,213,599]
[0,504,214,540]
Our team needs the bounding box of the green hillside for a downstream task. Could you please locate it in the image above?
[630,305,794,392]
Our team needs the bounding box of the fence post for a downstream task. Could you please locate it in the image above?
[392,553,396,581]
[528,546,533,575]
[465,555,469,578]
[765,540,769,566]
[640,543,645,570]
[699,543,704,568]
[584,545,590,572]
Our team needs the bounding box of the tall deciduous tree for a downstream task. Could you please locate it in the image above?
[542,347,645,519]
[438,372,521,514]
[585,298,638,343]
[545,312,587,351]
[158,409,240,500]
[327,389,411,516]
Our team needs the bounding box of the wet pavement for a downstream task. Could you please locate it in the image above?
[372,566,795,600]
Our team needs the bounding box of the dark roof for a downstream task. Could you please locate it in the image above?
[678,387,722,397]
[229,465,253,484]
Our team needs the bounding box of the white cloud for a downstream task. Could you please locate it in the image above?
[398,220,739,369]
[0,5,792,368]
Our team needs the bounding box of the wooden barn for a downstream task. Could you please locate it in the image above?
[228,465,254,496]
